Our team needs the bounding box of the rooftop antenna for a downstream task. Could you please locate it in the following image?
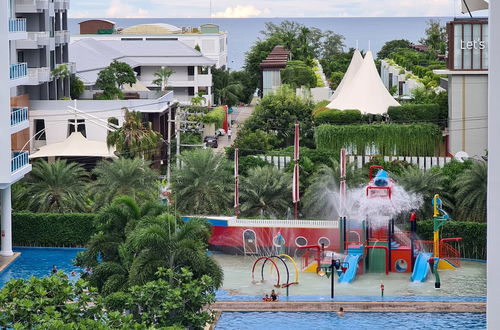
[356,40,358,50]
[210,0,212,20]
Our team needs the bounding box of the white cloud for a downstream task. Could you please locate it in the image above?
[105,0,150,18]
[212,5,268,18]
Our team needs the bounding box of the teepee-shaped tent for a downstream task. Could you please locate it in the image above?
[327,51,400,114]
[330,49,363,101]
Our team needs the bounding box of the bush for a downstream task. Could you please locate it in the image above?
[281,60,317,88]
[416,220,486,260]
[238,156,273,176]
[314,109,363,125]
[202,106,225,128]
[104,291,131,312]
[388,104,446,127]
[13,213,97,247]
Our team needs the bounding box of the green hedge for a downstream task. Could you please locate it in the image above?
[416,220,486,260]
[314,109,363,125]
[387,104,446,127]
[202,106,225,128]
[13,213,97,247]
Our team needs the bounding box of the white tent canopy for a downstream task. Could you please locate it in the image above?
[30,132,116,159]
[461,0,488,13]
[326,50,400,114]
[330,49,363,101]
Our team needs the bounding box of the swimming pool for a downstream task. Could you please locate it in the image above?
[215,312,486,330]
[0,247,83,287]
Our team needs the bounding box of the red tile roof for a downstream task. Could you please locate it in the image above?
[260,46,290,69]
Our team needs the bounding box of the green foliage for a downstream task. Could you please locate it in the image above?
[387,48,445,87]
[106,109,162,159]
[95,60,136,99]
[212,68,244,106]
[419,19,448,55]
[410,87,448,121]
[416,220,486,260]
[314,109,363,125]
[320,48,360,84]
[13,212,96,246]
[202,106,225,128]
[281,60,317,88]
[245,86,315,147]
[238,156,273,176]
[229,128,281,156]
[194,44,201,52]
[172,149,233,215]
[51,64,70,79]
[329,71,344,90]
[70,75,85,100]
[452,161,487,222]
[315,123,442,156]
[21,159,89,213]
[377,39,413,60]
[153,67,175,91]
[229,70,255,104]
[90,158,159,209]
[240,166,291,218]
[363,156,415,176]
[387,103,446,127]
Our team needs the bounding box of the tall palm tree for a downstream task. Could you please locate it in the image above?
[107,109,162,159]
[302,157,364,219]
[452,161,487,222]
[172,149,232,215]
[240,166,291,218]
[23,159,89,213]
[153,67,174,91]
[214,71,243,106]
[90,158,159,209]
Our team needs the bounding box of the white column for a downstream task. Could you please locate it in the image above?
[194,65,199,95]
[0,187,13,257]
[488,1,500,327]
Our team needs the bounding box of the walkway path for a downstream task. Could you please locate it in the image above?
[214,105,254,153]
[210,300,486,313]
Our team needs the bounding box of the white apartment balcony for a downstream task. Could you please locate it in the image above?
[8,18,27,40]
[27,67,51,85]
[197,73,212,86]
[10,107,30,134]
[16,31,50,49]
[54,0,70,10]
[15,0,49,13]
[9,63,29,87]
[55,30,70,44]
[11,152,32,183]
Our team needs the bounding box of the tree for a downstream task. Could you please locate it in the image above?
[70,75,85,99]
[51,64,70,80]
[106,109,162,159]
[152,66,175,91]
[95,60,136,100]
[213,69,243,106]
[452,161,487,222]
[377,39,413,60]
[320,30,346,58]
[22,159,89,213]
[329,71,344,90]
[229,128,280,156]
[194,44,201,52]
[109,60,137,89]
[191,92,205,106]
[172,149,233,215]
[419,19,447,55]
[240,166,291,218]
[281,60,317,88]
[90,158,159,209]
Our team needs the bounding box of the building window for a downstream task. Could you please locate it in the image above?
[68,119,86,137]
[187,66,194,76]
[34,119,46,140]
[295,236,308,247]
[398,81,405,96]
[318,237,330,248]
[188,87,195,96]
[388,73,393,90]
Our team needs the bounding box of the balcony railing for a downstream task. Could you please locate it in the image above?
[9,18,27,33]
[11,107,29,127]
[10,63,28,80]
[11,152,29,173]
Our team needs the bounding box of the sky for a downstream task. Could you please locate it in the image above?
[69,0,487,18]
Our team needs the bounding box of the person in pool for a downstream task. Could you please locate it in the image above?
[337,307,345,316]
[270,290,278,301]
[51,265,58,274]
[262,294,271,302]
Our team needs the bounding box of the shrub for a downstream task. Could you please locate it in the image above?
[416,220,486,260]
[13,213,96,247]
[387,103,446,127]
[281,60,317,88]
[202,106,225,128]
[238,156,273,176]
[104,292,131,312]
[314,109,363,125]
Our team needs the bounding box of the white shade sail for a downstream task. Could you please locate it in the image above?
[30,132,116,159]
[461,0,488,13]
[330,49,363,101]
[327,50,400,114]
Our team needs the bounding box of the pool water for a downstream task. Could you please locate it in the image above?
[0,247,84,287]
[215,312,486,330]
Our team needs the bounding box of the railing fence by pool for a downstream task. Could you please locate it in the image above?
[11,152,29,173]
[9,63,28,80]
[8,18,27,33]
[11,107,29,127]
[230,218,339,228]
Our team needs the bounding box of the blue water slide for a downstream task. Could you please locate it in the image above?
[338,254,362,283]
[410,252,432,282]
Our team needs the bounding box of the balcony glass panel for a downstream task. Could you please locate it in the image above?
[9,63,28,80]
[11,152,29,173]
[11,107,29,126]
[9,18,27,33]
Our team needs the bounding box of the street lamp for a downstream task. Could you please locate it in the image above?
[318,259,349,299]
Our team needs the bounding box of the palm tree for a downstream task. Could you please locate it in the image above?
[126,217,223,288]
[239,166,291,218]
[172,149,232,215]
[214,71,243,106]
[302,157,364,219]
[90,158,159,209]
[153,67,174,91]
[23,159,89,213]
[106,109,162,159]
[452,161,487,222]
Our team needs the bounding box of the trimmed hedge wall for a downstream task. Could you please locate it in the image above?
[314,109,363,125]
[13,213,97,247]
[416,220,486,260]
[387,104,446,127]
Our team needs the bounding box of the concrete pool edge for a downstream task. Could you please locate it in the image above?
[0,252,20,273]
[209,301,486,313]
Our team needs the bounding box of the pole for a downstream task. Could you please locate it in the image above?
[166,106,172,183]
[176,111,180,169]
[331,259,335,299]
[410,212,417,271]
[234,147,239,218]
[343,217,347,252]
[388,220,392,272]
[292,121,300,219]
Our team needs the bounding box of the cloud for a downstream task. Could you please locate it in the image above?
[105,0,150,18]
[212,5,269,18]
